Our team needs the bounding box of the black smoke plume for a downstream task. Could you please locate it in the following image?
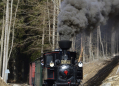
[58,0,119,40]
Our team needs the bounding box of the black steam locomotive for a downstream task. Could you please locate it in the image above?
[42,40,83,86]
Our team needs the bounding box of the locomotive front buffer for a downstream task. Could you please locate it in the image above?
[42,40,83,86]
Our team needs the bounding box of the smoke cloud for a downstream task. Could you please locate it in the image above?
[58,0,119,40]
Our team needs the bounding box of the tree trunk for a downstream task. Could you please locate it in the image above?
[41,9,45,54]
[47,0,52,47]
[80,34,83,62]
[99,26,105,58]
[52,0,56,51]
[82,33,85,62]
[5,2,13,76]
[2,0,9,81]
[56,0,60,49]
[86,36,89,62]
[48,8,51,45]
[111,27,116,56]
[97,26,99,59]
[9,0,19,59]
[106,33,107,57]
[117,34,118,54]
[89,32,92,61]
[71,37,76,51]
[0,12,5,76]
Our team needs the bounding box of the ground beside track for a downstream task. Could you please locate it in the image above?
[8,83,31,86]
[81,56,119,86]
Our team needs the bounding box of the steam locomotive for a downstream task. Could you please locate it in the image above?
[42,40,83,86]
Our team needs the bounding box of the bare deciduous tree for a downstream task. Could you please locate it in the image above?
[0,10,5,76]
[111,27,116,56]
[52,0,56,51]
[2,0,10,81]
[1,0,19,81]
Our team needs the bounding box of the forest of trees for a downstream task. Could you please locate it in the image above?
[0,0,62,82]
[76,24,119,62]
[0,0,119,82]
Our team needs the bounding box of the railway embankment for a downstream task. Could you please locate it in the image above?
[81,56,119,86]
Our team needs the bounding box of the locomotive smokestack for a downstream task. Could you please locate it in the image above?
[59,40,72,51]
[59,40,72,60]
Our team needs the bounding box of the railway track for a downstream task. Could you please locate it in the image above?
[82,56,119,86]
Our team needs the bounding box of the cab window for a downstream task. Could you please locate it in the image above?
[46,55,53,66]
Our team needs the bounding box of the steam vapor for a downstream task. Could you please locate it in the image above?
[58,0,119,40]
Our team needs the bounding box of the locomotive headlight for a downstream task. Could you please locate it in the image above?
[50,61,54,67]
[62,65,67,69]
[78,62,83,67]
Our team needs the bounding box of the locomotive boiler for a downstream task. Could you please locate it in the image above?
[42,40,83,86]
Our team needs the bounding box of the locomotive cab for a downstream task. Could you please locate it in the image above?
[42,40,83,86]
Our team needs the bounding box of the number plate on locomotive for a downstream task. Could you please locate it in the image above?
[61,60,71,64]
